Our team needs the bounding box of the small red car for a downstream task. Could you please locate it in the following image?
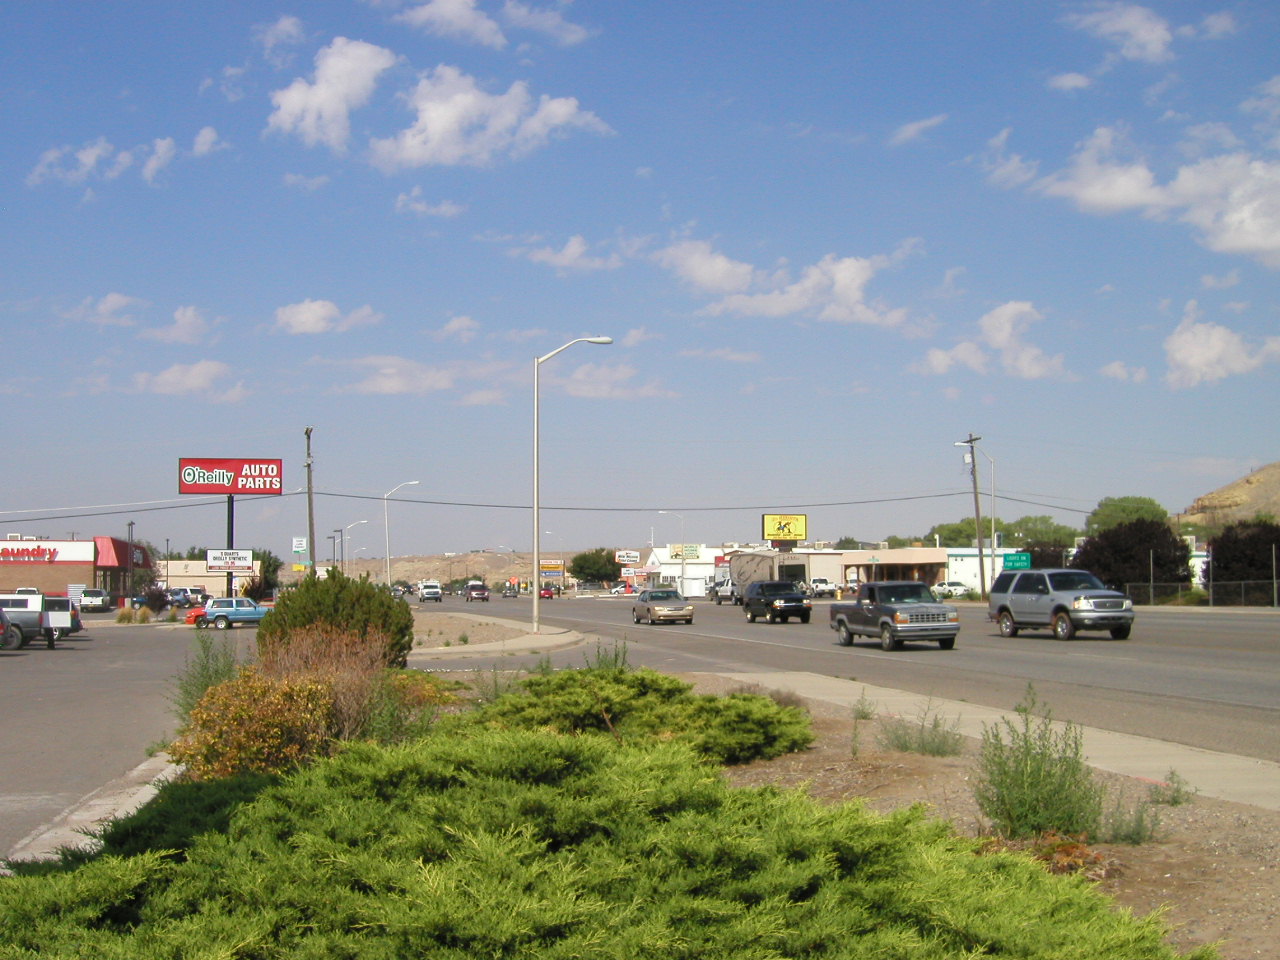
[184,606,206,625]
[538,587,555,599]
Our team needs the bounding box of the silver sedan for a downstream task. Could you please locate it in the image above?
[631,589,694,625]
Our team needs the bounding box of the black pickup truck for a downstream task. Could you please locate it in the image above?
[828,580,959,651]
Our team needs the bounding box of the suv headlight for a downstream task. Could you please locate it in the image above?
[1071,596,1095,611]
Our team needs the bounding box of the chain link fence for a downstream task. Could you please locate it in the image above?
[1124,580,1279,606]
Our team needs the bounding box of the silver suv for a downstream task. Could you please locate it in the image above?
[988,568,1134,640]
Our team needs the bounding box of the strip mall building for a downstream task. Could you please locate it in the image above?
[0,537,151,597]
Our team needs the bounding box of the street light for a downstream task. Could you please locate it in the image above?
[971,445,996,588]
[344,520,369,576]
[383,480,420,586]
[533,335,612,632]
[953,435,988,598]
[659,511,686,595]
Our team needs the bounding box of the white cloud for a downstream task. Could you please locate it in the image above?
[652,239,756,294]
[370,65,609,169]
[1201,269,1240,289]
[345,356,458,394]
[283,172,330,191]
[266,37,398,152]
[1036,126,1168,214]
[142,137,177,183]
[275,299,383,334]
[394,185,465,216]
[621,327,659,347]
[1064,3,1174,63]
[434,315,479,342]
[1178,121,1241,158]
[26,137,121,186]
[134,360,246,402]
[1163,300,1280,387]
[1048,72,1093,92]
[501,1,590,45]
[255,14,306,65]
[552,361,674,399]
[1197,12,1238,39]
[977,128,1038,188]
[889,113,947,146]
[396,0,506,48]
[917,302,1066,380]
[701,242,918,327]
[139,305,211,345]
[64,292,144,326]
[192,126,225,156]
[458,389,505,406]
[678,347,760,364]
[1100,360,1148,381]
[520,235,621,271]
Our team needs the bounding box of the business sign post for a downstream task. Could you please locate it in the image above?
[179,457,283,596]
[762,514,807,551]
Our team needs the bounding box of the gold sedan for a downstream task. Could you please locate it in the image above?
[631,589,694,625]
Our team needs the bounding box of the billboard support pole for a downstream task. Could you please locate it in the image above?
[226,495,235,598]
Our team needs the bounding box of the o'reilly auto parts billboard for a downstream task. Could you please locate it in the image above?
[179,458,284,495]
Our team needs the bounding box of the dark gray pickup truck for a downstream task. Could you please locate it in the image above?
[829,580,960,651]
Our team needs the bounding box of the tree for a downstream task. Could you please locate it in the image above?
[1085,497,1167,536]
[1071,518,1190,591]
[249,547,284,592]
[1006,515,1080,548]
[1205,520,1280,582]
[569,548,621,583]
[257,570,414,667]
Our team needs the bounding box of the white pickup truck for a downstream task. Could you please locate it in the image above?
[809,577,837,598]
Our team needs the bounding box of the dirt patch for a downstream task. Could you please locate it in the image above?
[685,673,1279,960]
[410,609,528,649]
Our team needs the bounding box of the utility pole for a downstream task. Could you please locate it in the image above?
[305,426,317,572]
[954,433,987,598]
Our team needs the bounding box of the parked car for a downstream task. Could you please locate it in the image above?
[631,589,694,625]
[0,593,45,647]
[988,568,1134,640]
[184,606,207,625]
[196,597,271,630]
[809,577,837,598]
[501,585,519,598]
[465,583,490,602]
[830,581,959,651]
[167,587,206,608]
[708,578,738,605]
[932,581,969,599]
[742,581,812,624]
[78,588,113,612]
[609,583,629,595]
[0,609,21,650]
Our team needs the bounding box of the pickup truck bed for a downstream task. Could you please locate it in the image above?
[828,580,959,651]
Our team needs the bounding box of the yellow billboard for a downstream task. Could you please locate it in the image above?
[762,514,807,541]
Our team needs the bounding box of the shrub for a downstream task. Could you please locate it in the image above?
[114,607,135,624]
[1148,769,1198,806]
[358,670,457,744]
[973,687,1103,838]
[0,729,1212,958]
[168,667,336,780]
[256,570,414,667]
[169,632,240,724]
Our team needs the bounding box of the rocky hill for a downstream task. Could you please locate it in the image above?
[1176,460,1280,526]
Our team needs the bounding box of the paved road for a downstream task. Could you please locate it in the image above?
[0,615,235,856]
[460,597,1280,762]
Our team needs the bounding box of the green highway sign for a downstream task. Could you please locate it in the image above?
[1002,552,1032,570]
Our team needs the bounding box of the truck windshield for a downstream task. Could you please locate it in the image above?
[880,584,933,603]
[758,583,796,597]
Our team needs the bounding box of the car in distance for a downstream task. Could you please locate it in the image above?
[742,580,812,624]
[501,585,519,598]
[465,583,490,602]
[809,577,837,598]
[538,586,555,599]
[931,581,969,599]
[830,581,959,651]
[988,568,1134,640]
[78,588,113,612]
[196,597,271,630]
[631,589,694,624]
[419,582,443,602]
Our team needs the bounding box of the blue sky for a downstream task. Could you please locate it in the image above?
[3,1,1279,562]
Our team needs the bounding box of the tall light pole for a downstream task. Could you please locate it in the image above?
[383,480,420,586]
[533,335,612,632]
[972,444,997,586]
[954,434,987,598]
[659,510,686,594]
[344,520,369,576]
[331,530,341,568]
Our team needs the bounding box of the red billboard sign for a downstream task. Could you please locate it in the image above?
[178,458,284,495]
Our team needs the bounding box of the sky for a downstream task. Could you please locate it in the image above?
[3,0,1280,564]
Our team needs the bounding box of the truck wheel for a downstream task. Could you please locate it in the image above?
[836,622,853,646]
[997,611,1019,638]
[1052,612,1075,641]
[715,595,722,605]
[799,613,811,624]
[214,616,231,631]
[938,637,956,650]
[880,624,901,651]
[45,630,56,649]
[632,610,642,624]
[745,607,756,623]
[766,610,778,624]
[0,625,21,651]
[1109,625,1131,640]
[195,617,209,629]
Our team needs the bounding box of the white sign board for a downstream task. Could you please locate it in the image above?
[207,549,254,572]
[292,537,307,554]
[615,550,640,565]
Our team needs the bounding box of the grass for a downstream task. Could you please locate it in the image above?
[1148,769,1198,806]
[168,632,240,723]
[875,700,964,756]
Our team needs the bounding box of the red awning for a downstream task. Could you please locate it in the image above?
[94,537,151,570]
